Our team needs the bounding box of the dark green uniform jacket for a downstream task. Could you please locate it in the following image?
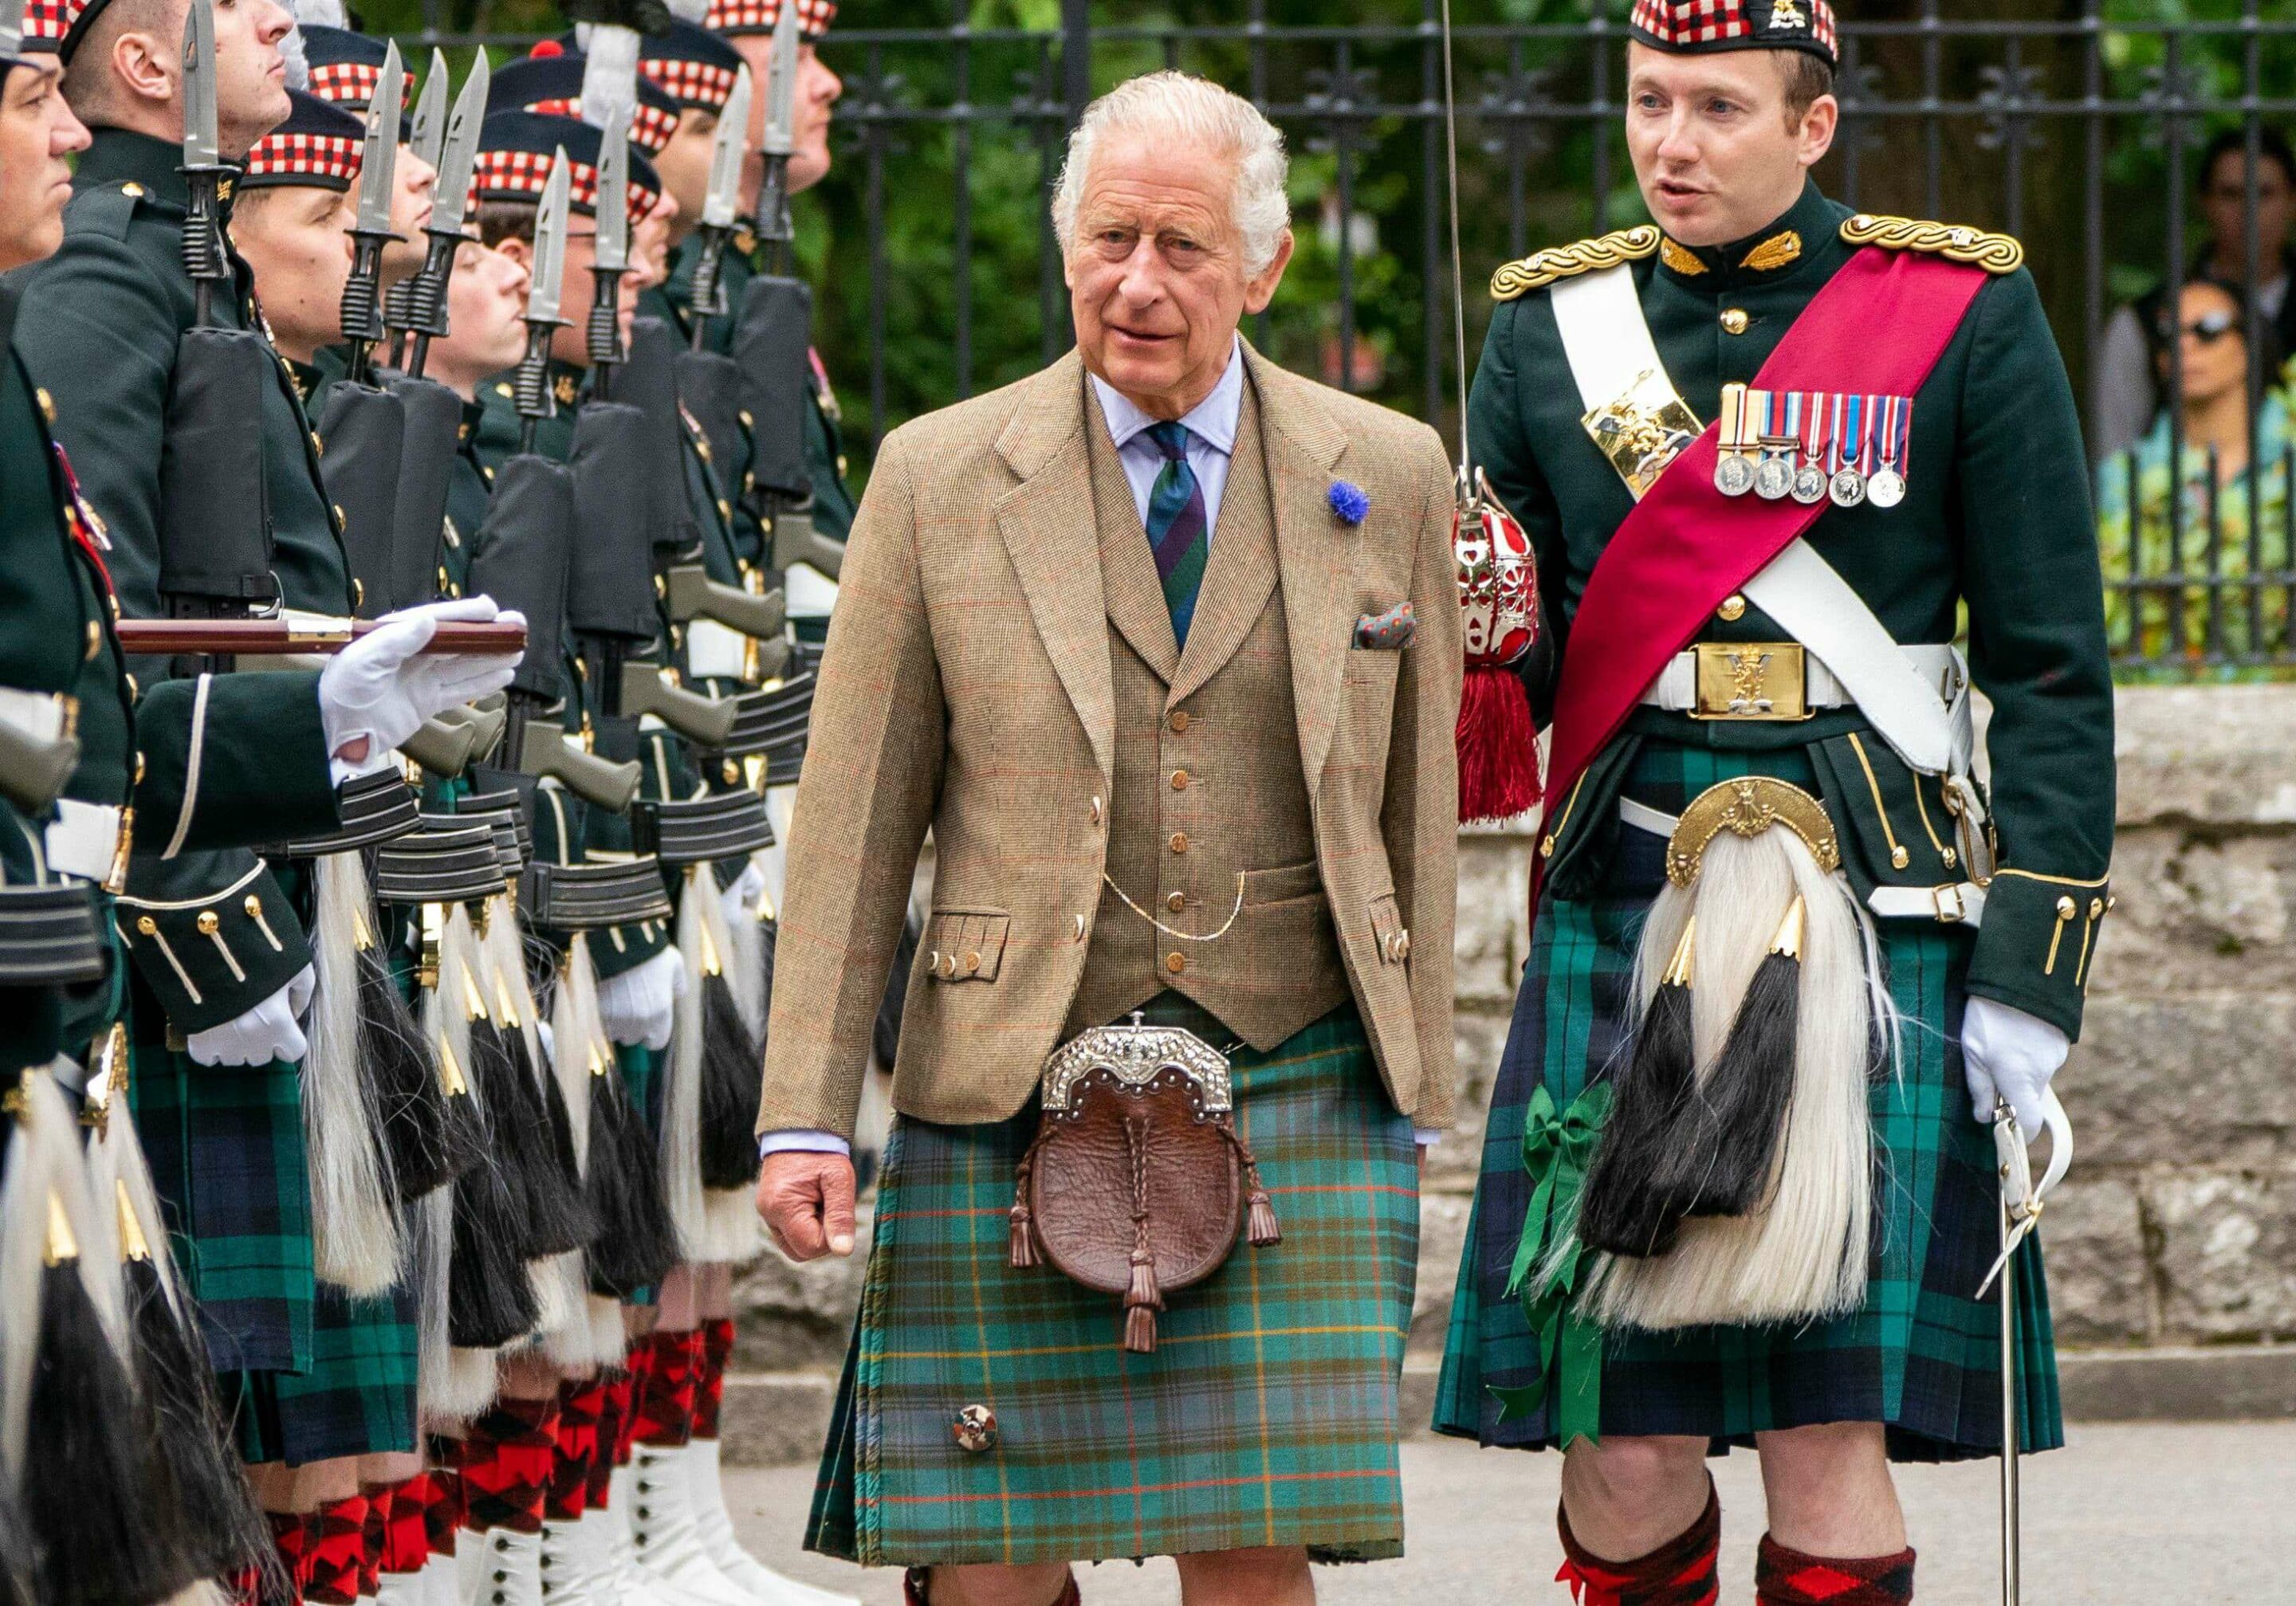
[1471,181,2115,1038]
[17,128,357,1039]
[0,303,335,1070]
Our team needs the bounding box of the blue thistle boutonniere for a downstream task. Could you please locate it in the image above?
[1328,479,1369,526]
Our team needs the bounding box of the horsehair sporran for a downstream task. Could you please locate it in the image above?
[1581,824,1875,1329]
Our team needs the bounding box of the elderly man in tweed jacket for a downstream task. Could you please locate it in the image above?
[755,70,1460,1606]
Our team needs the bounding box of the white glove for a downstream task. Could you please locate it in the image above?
[1961,995,2070,1134]
[595,947,687,1051]
[318,597,525,766]
[719,861,768,928]
[186,964,315,1067]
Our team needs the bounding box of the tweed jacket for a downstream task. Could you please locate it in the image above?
[757,343,1462,1138]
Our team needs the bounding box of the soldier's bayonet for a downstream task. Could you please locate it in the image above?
[403,50,489,378]
[382,50,445,358]
[513,151,572,454]
[685,65,751,351]
[750,0,798,274]
[179,0,229,326]
[587,108,631,390]
[340,40,405,383]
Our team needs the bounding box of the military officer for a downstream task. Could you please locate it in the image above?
[1433,5,2114,1604]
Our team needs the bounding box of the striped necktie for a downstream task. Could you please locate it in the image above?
[1143,420,1210,650]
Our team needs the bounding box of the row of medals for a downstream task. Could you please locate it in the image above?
[1712,381,1909,510]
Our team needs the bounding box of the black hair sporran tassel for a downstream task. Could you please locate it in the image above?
[356,938,463,1200]
[1578,917,1698,1259]
[585,1051,681,1298]
[1665,897,1807,1219]
[697,966,765,1192]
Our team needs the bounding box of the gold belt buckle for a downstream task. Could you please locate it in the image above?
[1690,642,1811,721]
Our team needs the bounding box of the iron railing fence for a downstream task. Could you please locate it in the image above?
[395,2,2296,673]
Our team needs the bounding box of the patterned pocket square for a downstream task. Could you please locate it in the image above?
[1354,602,1416,650]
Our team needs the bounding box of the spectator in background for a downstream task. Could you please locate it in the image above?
[2092,126,2295,461]
[2096,277,2291,666]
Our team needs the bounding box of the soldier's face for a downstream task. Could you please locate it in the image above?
[656,108,717,241]
[230,182,356,363]
[1064,132,1292,422]
[733,33,840,198]
[428,238,530,399]
[210,0,293,159]
[380,143,438,289]
[0,57,88,274]
[1624,45,1834,247]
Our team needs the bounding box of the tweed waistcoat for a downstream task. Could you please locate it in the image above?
[1064,377,1350,1047]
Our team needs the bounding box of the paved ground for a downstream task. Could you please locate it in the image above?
[726,1422,2296,1603]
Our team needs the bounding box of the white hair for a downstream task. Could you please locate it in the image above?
[1052,71,1291,278]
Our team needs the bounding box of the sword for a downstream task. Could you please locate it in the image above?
[586,105,632,399]
[686,64,751,352]
[1980,1089,2074,1606]
[178,0,230,327]
[340,40,405,385]
[400,51,489,378]
[382,50,444,364]
[513,151,572,456]
[749,0,798,276]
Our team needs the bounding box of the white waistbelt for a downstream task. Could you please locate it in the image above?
[1618,797,1987,927]
[1639,642,1964,717]
[45,799,123,885]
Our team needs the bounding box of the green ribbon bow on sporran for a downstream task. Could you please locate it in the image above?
[1487,1081,1610,1447]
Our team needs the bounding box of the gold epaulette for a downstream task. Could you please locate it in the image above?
[1841,214,2024,275]
[1490,225,1661,301]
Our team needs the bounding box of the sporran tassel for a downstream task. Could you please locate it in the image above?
[659,875,713,1259]
[1664,897,1807,1219]
[1007,1157,1040,1269]
[354,935,462,1200]
[5,1075,201,1606]
[305,851,405,1294]
[568,935,680,1298]
[1578,918,1699,1259]
[88,1094,285,1597]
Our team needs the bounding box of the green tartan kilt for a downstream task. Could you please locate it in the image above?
[1434,742,2062,1463]
[222,1278,420,1465]
[808,999,1420,1569]
[129,1040,315,1377]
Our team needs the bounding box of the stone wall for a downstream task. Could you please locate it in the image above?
[725,684,2296,1462]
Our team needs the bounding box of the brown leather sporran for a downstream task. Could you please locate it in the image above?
[1008,1014,1280,1353]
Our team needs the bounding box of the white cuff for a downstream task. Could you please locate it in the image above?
[1413,1129,1441,1149]
[759,1129,852,1160]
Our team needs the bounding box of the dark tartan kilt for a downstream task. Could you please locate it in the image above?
[130,1041,315,1377]
[1435,742,2062,1464]
[808,999,1420,1569]
[222,1278,420,1465]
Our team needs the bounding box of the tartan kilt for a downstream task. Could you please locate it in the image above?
[222,1279,420,1465]
[129,1039,315,1376]
[808,999,1420,1568]
[1434,741,2063,1463]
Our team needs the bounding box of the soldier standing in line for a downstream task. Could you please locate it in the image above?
[1434,5,2114,1603]
[13,0,521,1596]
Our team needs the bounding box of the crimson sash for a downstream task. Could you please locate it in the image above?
[1539,247,1991,850]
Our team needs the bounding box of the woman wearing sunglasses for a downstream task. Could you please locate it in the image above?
[2095,277,2293,669]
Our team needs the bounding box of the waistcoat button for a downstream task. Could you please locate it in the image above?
[1170,710,1190,733]
[1166,892,1185,913]
[1170,832,1188,854]
[1170,770,1189,791]
[1166,952,1186,975]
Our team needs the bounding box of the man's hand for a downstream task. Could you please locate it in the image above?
[185,964,315,1066]
[1962,995,2070,1134]
[757,1150,857,1262]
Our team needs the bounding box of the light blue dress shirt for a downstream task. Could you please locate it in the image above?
[1087,335,1245,538]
